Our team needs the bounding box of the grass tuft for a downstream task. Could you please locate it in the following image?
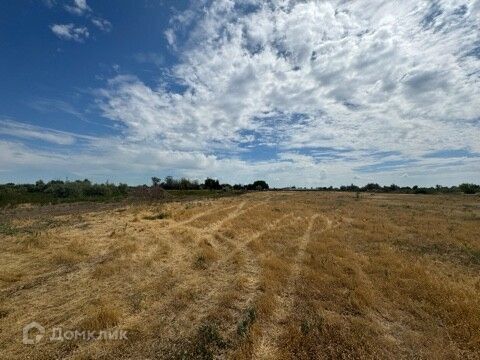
[143,212,169,220]
[237,307,256,337]
[0,223,17,236]
[81,305,121,331]
[191,323,227,359]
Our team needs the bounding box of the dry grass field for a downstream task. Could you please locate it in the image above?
[1,192,479,359]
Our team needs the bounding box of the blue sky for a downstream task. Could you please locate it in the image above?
[0,0,479,186]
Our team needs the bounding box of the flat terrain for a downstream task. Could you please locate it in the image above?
[1,192,479,359]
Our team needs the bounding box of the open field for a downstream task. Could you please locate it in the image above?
[1,192,479,359]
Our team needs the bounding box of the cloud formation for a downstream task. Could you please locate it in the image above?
[64,0,90,15]
[50,0,112,41]
[91,17,112,32]
[0,119,78,145]
[98,1,480,163]
[5,0,480,185]
[50,23,89,42]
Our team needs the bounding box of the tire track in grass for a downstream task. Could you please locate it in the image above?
[207,198,272,234]
[169,212,300,358]
[221,212,296,307]
[170,199,271,254]
[253,213,327,359]
[103,197,275,357]
[98,202,244,357]
[176,202,239,226]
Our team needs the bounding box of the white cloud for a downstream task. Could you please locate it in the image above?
[164,29,176,48]
[91,17,112,32]
[1,134,479,186]
[47,0,112,39]
[50,23,89,42]
[0,119,77,145]
[7,0,480,186]
[91,0,480,185]
[98,1,480,152]
[65,0,91,15]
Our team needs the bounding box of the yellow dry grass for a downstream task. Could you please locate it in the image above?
[0,192,479,359]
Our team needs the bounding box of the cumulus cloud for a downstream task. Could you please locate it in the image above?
[50,23,89,42]
[9,0,480,185]
[98,1,479,155]
[48,0,112,40]
[65,0,91,15]
[91,17,112,32]
[1,134,479,186]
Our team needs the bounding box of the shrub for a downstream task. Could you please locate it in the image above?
[246,180,269,190]
[83,184,111,197]
[459,183,480,194]
[204,178,221,190]
[193,323,227,359]
[45,183,81,198]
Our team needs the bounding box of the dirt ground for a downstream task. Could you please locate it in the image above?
[1,192,479,359]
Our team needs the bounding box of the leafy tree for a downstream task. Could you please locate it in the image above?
[164,176,176,189]
[151,177,161,187]
[388,184,399,191]
[204,178,221,190]
[253,180,269,190]
[247,180,269,190]
[118,183,129,195]
[362,183,382,192]
[35,180,46,191]
[180,177,190,190]
[459,183,480,194]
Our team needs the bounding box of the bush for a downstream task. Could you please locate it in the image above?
[246,180,269,190]
[0,179,130,206]
[204,178,221,190]
[459,183,480,194]
[117,183,129,195]
[83,184,111,197]
[45,183,81,198]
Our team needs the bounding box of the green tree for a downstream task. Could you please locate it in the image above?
[204,178,221,190]
[459,183,480,194]
[151,177,161,187]
[248,180,269,190]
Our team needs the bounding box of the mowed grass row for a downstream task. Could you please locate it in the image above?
[0,192,479,359]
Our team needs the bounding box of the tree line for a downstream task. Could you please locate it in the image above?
[150,176,269,191]
[0,177,270,206]
[1,178,478,207]
[0,179,129,206]
[290,183,480,194]
[145,177,480,194]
